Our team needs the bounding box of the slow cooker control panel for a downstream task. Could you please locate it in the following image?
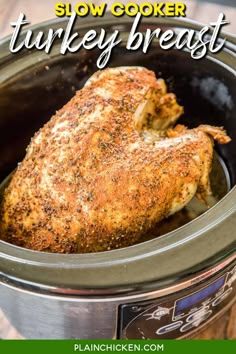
[119,262,236,339]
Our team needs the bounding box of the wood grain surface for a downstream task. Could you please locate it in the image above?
[0,0,235,340]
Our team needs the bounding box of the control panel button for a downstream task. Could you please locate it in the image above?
[156,321,183,335]
[180,322,198,333]
[180,311,212,332]
[143,306,170,320]
[212,288,233,307]
[186,306,209,322]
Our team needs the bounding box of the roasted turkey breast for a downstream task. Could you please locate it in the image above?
[0,67,231,253]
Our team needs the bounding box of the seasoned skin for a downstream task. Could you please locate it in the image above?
[0,67,231,253]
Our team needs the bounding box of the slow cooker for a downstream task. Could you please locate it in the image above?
[0,15,235,339]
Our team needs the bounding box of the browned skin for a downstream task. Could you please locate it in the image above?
[0,67,231,253]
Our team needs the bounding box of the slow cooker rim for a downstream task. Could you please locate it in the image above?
[0,15,235,288]
[0,14,235,263]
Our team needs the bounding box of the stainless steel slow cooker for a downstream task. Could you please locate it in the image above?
[0,15,235,339]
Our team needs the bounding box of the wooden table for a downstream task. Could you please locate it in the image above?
[0,0,235,340]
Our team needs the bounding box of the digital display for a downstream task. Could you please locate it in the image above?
[175,276,225,315]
